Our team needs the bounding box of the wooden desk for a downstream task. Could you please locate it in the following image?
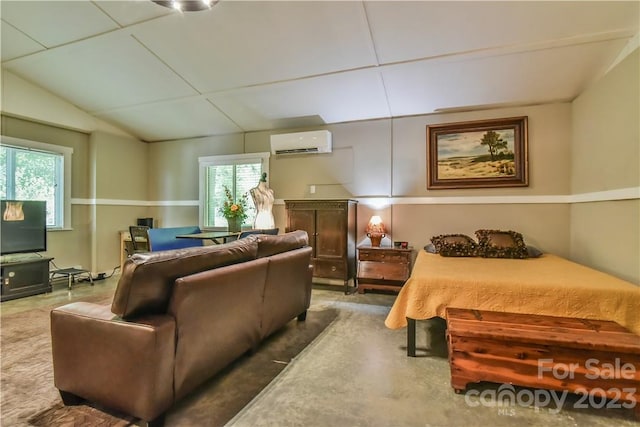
[176,231,240,244]
[120,231,130,273]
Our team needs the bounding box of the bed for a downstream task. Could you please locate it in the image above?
[384,250,640,354]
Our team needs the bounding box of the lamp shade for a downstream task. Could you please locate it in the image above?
[366,215,387,247]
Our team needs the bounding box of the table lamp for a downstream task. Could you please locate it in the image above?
[366,215,387,247]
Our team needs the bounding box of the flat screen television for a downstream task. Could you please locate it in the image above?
[1,200,47,255]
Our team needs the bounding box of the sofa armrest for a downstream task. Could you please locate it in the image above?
[51,302,176,422]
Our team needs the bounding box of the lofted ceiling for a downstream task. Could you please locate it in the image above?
[1,0,638,142]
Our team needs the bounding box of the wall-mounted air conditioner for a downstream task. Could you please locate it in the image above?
[270,130,332,155]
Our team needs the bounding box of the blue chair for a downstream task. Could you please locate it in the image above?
[238,228,279,239]
[147,226,203,251]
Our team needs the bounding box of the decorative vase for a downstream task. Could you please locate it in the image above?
[226,217,242,233]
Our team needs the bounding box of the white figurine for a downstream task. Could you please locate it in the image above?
[250,172,275,229]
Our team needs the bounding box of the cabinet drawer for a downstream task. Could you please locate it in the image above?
[313,259,346,279]
[358,261,409,282]
[358,250,410,263]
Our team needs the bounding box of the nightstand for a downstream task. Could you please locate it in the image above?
[356,246,413,294]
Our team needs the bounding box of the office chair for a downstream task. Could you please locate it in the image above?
[146,226,204,251]
[128,225,150,254]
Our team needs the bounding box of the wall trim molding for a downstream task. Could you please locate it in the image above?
[567,187,640,204]
[72,187,638,207]
[71,198,199,206]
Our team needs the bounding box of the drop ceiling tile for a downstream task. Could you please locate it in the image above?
[131,1,377,93]
[0,0,119,48]
[1,0,637,142]
[0,21,44,61]
[382,39,627,116]
[96,97,241,142]
[208,68,391,131]
[94,0,172,27]
[366,1,639,64]
[3,31,199,112]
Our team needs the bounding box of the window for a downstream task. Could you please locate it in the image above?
[0,136,73,229]
[199,153,270,229]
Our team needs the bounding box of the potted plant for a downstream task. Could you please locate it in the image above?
[219,186,249,232]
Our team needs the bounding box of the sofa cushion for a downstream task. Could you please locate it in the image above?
[255,230,309,258]
[112,237,259,319]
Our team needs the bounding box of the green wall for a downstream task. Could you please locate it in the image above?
[1,49,637,283]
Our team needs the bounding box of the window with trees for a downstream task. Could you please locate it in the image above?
[0,137,73,229]
[198,153,270,229]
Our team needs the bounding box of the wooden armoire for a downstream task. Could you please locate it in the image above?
[285,199,357,293]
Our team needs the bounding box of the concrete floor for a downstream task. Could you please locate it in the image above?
[229,287,639,427]
[2,276,638,427]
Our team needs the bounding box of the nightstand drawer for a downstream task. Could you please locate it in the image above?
[313,259,346,279]
[358,250,410,263]
[358,261,409,282]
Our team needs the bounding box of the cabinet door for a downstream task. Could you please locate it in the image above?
[1,259,51,301]
[288,209,316,254]
[316,208,346,260]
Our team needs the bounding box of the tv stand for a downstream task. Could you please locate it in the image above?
[1,257,53,301]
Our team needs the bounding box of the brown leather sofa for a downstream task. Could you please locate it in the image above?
[50,230,312,426]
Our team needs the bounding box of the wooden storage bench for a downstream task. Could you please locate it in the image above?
[446,308,640,415]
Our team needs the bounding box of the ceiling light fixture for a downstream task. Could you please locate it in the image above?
[152,0,218,12]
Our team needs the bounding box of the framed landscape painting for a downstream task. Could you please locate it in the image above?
[427,116,528,189]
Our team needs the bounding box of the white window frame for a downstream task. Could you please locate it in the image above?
[0,135,73,230]
[198,152,270,230]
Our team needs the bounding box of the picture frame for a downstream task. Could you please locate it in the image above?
[427,116,528,189]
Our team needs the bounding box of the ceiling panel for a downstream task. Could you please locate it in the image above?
[131,1,378,93]
[0,22,44,61]
[3,30,199,112]
[96,97,242,142]
[209,68,391,131]
[94,0,172,27]
[0,1,637,141]
[366,1,639,64]
[0,0,119,48]
[382,39,627,116]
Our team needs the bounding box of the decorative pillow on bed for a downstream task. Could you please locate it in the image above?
[527,245,543,258]
[424,243,437,254]
[430,234,478,257]
[475,229,529,259]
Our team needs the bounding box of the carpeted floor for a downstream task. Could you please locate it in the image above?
[1,292,117,426]
[1,283,340,427]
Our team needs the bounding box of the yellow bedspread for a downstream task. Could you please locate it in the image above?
[385,251,640,336]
